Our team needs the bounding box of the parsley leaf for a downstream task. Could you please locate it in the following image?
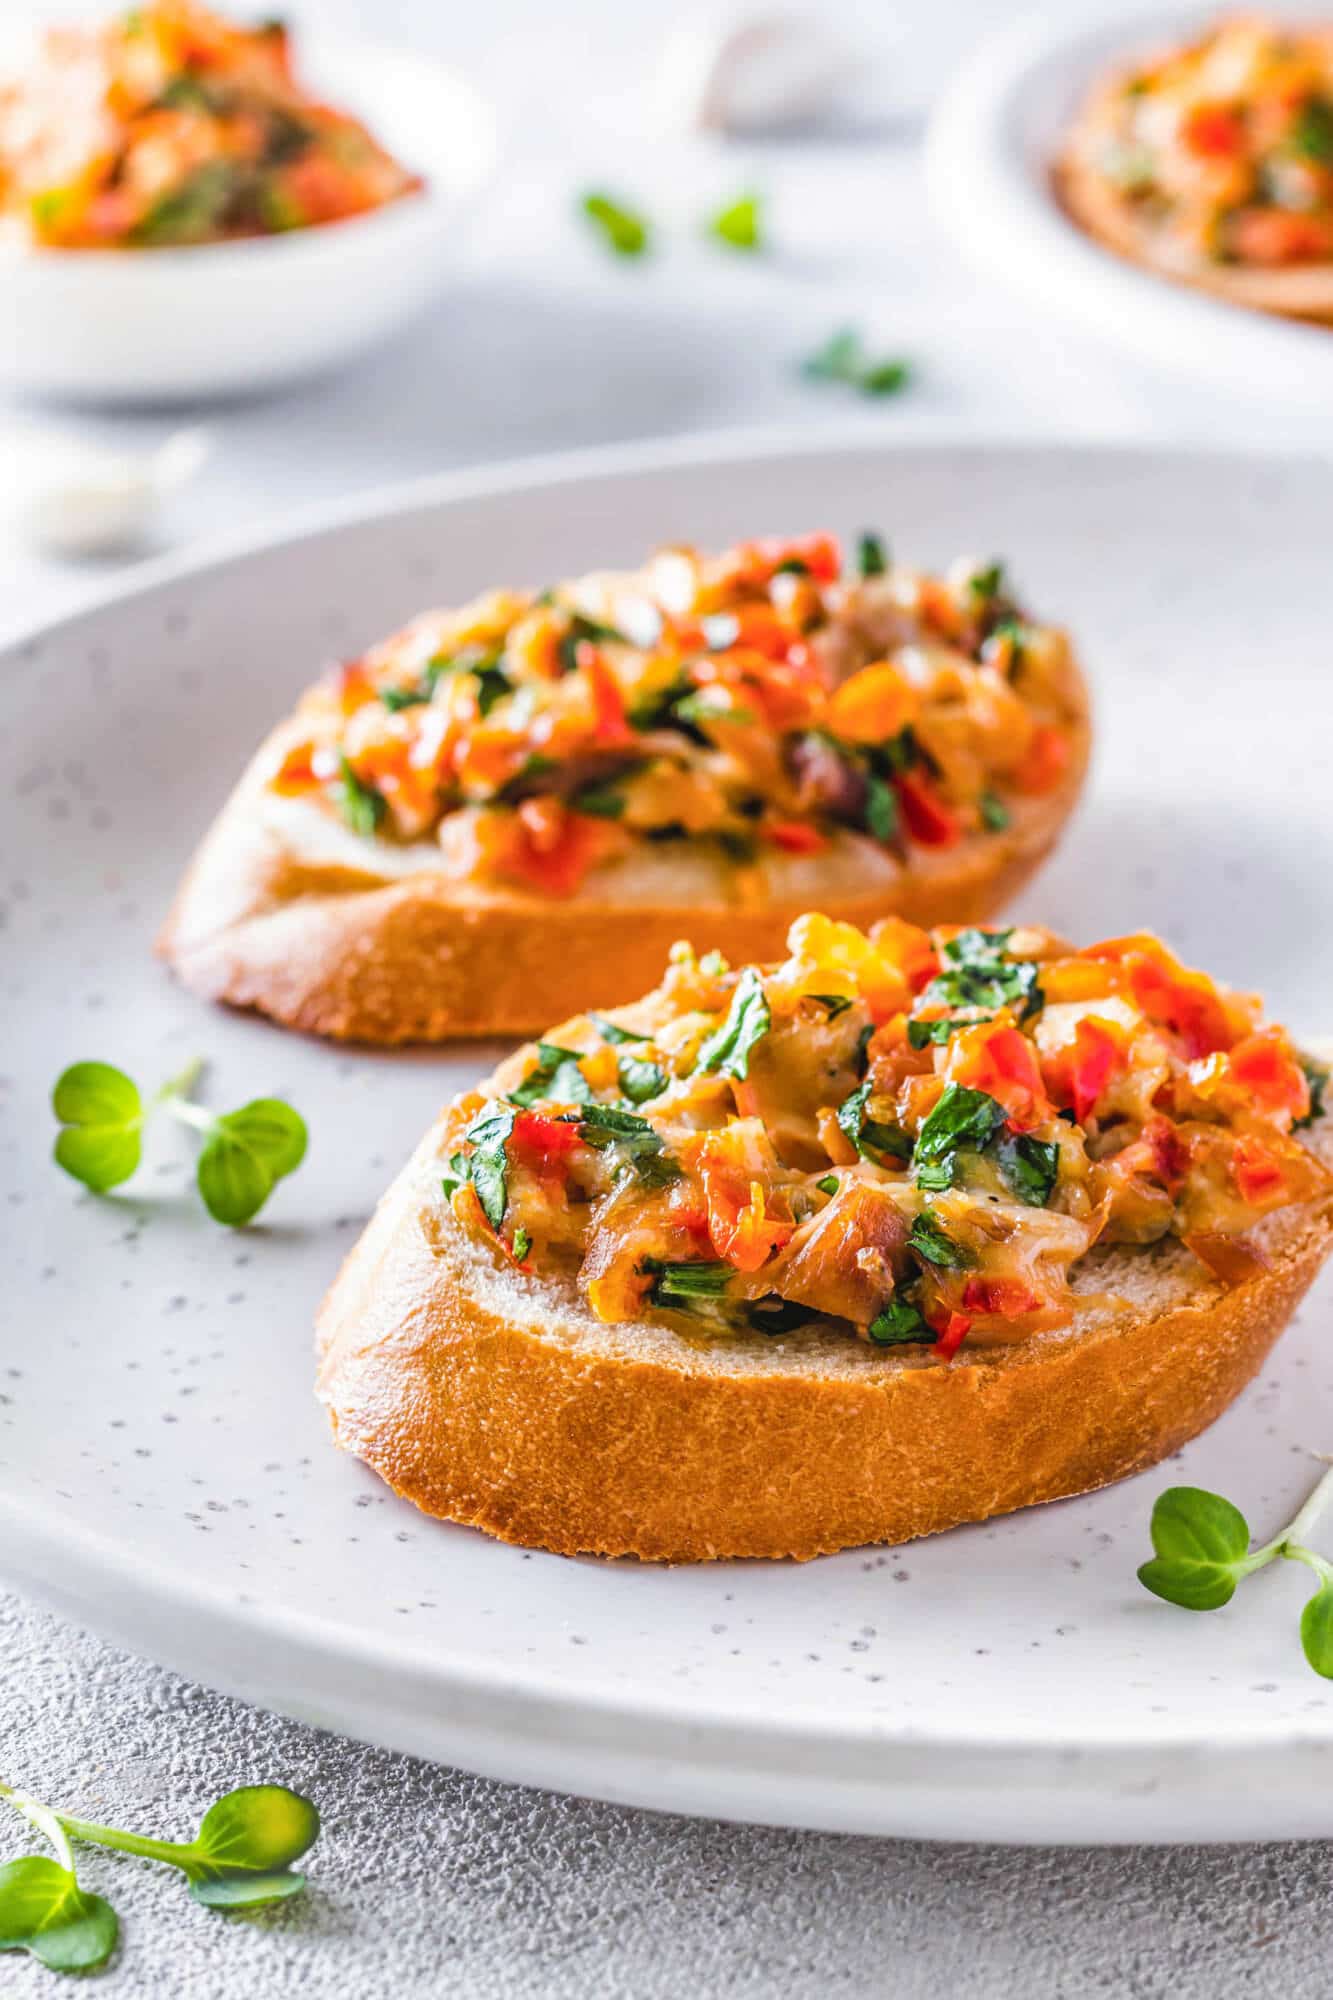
[463,1104,515,1230]
[507,1044,592,1110]
[333,753,386,838]
[908,1210,970,1268]
[995,1133,1060,1207]
[695,968,771,1081]
[868,1298,930,1344]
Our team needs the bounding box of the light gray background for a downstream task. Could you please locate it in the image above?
[4,1,1332,1992]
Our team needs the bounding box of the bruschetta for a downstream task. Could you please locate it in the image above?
[1057,15,1333,322]
[0,2,420,250]
[317,915,1333,1560]
[160,534,1090,1042]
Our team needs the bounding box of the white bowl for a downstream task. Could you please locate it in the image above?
[0,32,499,404]
[926,3,1333,407]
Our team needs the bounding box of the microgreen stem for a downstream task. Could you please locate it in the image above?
[154,1056,205,1108]
[0,1781,77,1875]
[1248,1461,1333,1570]
[161,1097,216,1137]
[48,1816,190,1869]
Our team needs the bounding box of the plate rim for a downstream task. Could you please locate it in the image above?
[6,427,1333,1838]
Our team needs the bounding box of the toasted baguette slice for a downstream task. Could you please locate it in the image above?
[316,1090,1333,1565]
[158,707,1089,1044]
[1055,156,1333,325]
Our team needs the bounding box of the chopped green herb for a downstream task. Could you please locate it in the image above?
[508,1044,592,1110]
[867,724,919,778]
[908,1209,970,1268]
[914,1157,956,1193]
[580,190,651,257]
[1295,1056,1329,1131]
[913,1083,1006,1167]
[706,190,763,252]
[558,611,630,677]
[1290,95,1333,164]
[441,1150,468,1201]
[473,663,513,717]
[333,753,386,838]
[644,1258,732,1303]
[861,359,911,397]
[378,683,432,712]
[773,557,810,577]
[807,993,853,1019]
[996,1133,1060,1207]
[865,772,899,844]
[672,690,757,727]
[463,1104,515,1230]
[511,1226,531,1261]
[857,532,889,578]
[572,784,626,819]
[618,1052,669,1104]
[979,790,1011,831]
[969,561,1006,601]
[868,1298,930,1344]
[907,1016,979,1050]
[131,160,238,245]
[815,1173,839,1196]
[695,968,771,1081]
[589,1013,647,1046]
[924,928,1043,1021]
[800,327,911,398]
[577,1103,677,1184]
[837,1080,912,1164]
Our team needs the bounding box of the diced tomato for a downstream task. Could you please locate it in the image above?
[1010,724,1070,795]
[961,1277,1042,1318]
[825,661,918,744]
[1043,1017,1125,1125]
[496,800,626,897]
[1228,1029,1310,1128]
[950,1021,1053,1130]
[335,662,377,717]
[510,1110,585,1168]
[896,771,960,848]
[577,641,635,747]
[764,819,828,855]
[1181,102,1245,158]
[1126,955,1234,1060]
[270,740,320,794]
[1118,1114,1191,1194]
[696,1140,793,1272]
[724,533,842,587]
[1231,1133,1287,1205]
[1230,208,1333,266]
[929,1308,972,1361]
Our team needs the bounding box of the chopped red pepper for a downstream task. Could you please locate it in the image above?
[764,819,828,855]
[510,1110,585,1167]
[1231,1133,1287,1205]
[577,640,635,747]
[895,771,960,847]
[1228,1029,1310,1128]
[1043,1017,1125,1124]
[961,1277,1042,1318]
[1182,102,1245,158]
[929,1309,972,1361]
[952,1022,1052,1130]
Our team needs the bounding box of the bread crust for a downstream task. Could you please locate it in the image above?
[1055,154,1333,324]
[315,1104,1333,1562]
[158,685,1090,1043]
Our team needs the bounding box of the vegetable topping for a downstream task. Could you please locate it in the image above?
[1067,16,1333,268]
[440,917,1329,1360]
[264,535,1082,897]
[0,3,420,249]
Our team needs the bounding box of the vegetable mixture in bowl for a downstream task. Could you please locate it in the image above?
[0,0,421,249]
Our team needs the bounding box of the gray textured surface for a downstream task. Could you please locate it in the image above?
[2,1589,1329,1998]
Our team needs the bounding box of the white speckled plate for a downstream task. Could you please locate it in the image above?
[3,435,1333,1843]
[926,5,1333,409]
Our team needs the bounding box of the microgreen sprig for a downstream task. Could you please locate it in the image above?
[1138,1463,1333,1676]
[800,327,912,398]
[0,1780,318,1975]
[706,190,763,252]
[52,1058,307,1227]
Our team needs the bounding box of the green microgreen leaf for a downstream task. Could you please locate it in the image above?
[908,1209,970,1268]
[856,532,889,578]
[868,1298,930,1344]
[508,1044,592,1110]
[196,1100,308,1228]
[860,359,911,397]
[617,1053,669,1104]
[1300,1578,1333,1678]
[0,1856,118,1973]
[580,190,650,257]
[51,1061,143,1191]
[969,561,1005,601]
[695,967,771,1081]
[706,190,763,251]
[179,1786,319,1907]
[979,789,1011,831]
[333,752,386,837]
[799,327,911,398]
[1137,1486,1253,1609]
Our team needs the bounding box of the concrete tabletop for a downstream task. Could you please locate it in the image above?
[4,2,1331,1991]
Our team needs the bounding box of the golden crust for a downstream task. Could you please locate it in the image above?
[315,1100,1333,1563]
[1055,153,1333,325]
[158,679,1091,1044]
